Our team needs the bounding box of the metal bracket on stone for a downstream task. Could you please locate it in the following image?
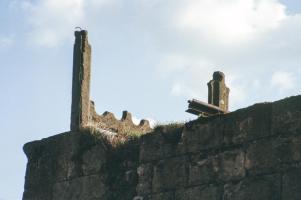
[186,99,227,117]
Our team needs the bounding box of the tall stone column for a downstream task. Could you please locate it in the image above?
[70,30,92,131]
[207,71,230,112]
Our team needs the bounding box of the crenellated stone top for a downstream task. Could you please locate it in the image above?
[89,101,152,134]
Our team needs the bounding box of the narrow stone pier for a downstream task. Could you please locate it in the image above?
[207,71,230,112]
[70,30,92,131]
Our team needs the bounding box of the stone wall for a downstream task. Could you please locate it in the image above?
[22,130,140,200]
[23,95,301,200]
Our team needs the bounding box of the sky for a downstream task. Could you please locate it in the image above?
[0,0,301,199]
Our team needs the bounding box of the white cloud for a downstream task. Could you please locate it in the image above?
[21,0,85,47]
[19,0,297,49]
[271,70,296,91]
[171,83,199,98]
[0,36,14,48]
[158,53,215,99]
[176,0,287,44]
[226,75,247,108]
[19,0,114,47]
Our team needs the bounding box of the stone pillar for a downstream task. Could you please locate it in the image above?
[70,30,92,131]
[207,71,230,112]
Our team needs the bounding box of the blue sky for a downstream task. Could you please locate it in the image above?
[0,0,301,199]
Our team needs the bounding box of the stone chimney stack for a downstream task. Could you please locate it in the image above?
[70,30,92,131]
[207,71,230,112]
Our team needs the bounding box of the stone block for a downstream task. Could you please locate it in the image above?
[22,156,54,200]
[136,163,153,195]
[53,133,108,181]
[152,157,187,192]
[188,155,219,185]
[188,150,245,186]
[245,138,279,174]
[272,95,301,136]
[245,135,301,175]
[52,174,108,200]
[82,144,107,175]
[23,188,52,200]
[223,103,272,145]
[23,155,54,198]
[125,170,138,185]
[53,154,78,182]
[139,133,165,162]
[175,185,221,200]
[139,130,185,163]
[282,167,301,200]
[149,191,174,200]
[24,132,81,159]
[288,135,301,162]
[23,132,87,183]
[183,117,224,153]
[219,150,245,181]
[223,174,281,200]
[133,196,145,200]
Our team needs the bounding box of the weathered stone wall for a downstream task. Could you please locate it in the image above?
[23,95,301,200]
[22,130,140,200]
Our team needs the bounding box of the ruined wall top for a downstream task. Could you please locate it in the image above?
[70,30,152,134]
